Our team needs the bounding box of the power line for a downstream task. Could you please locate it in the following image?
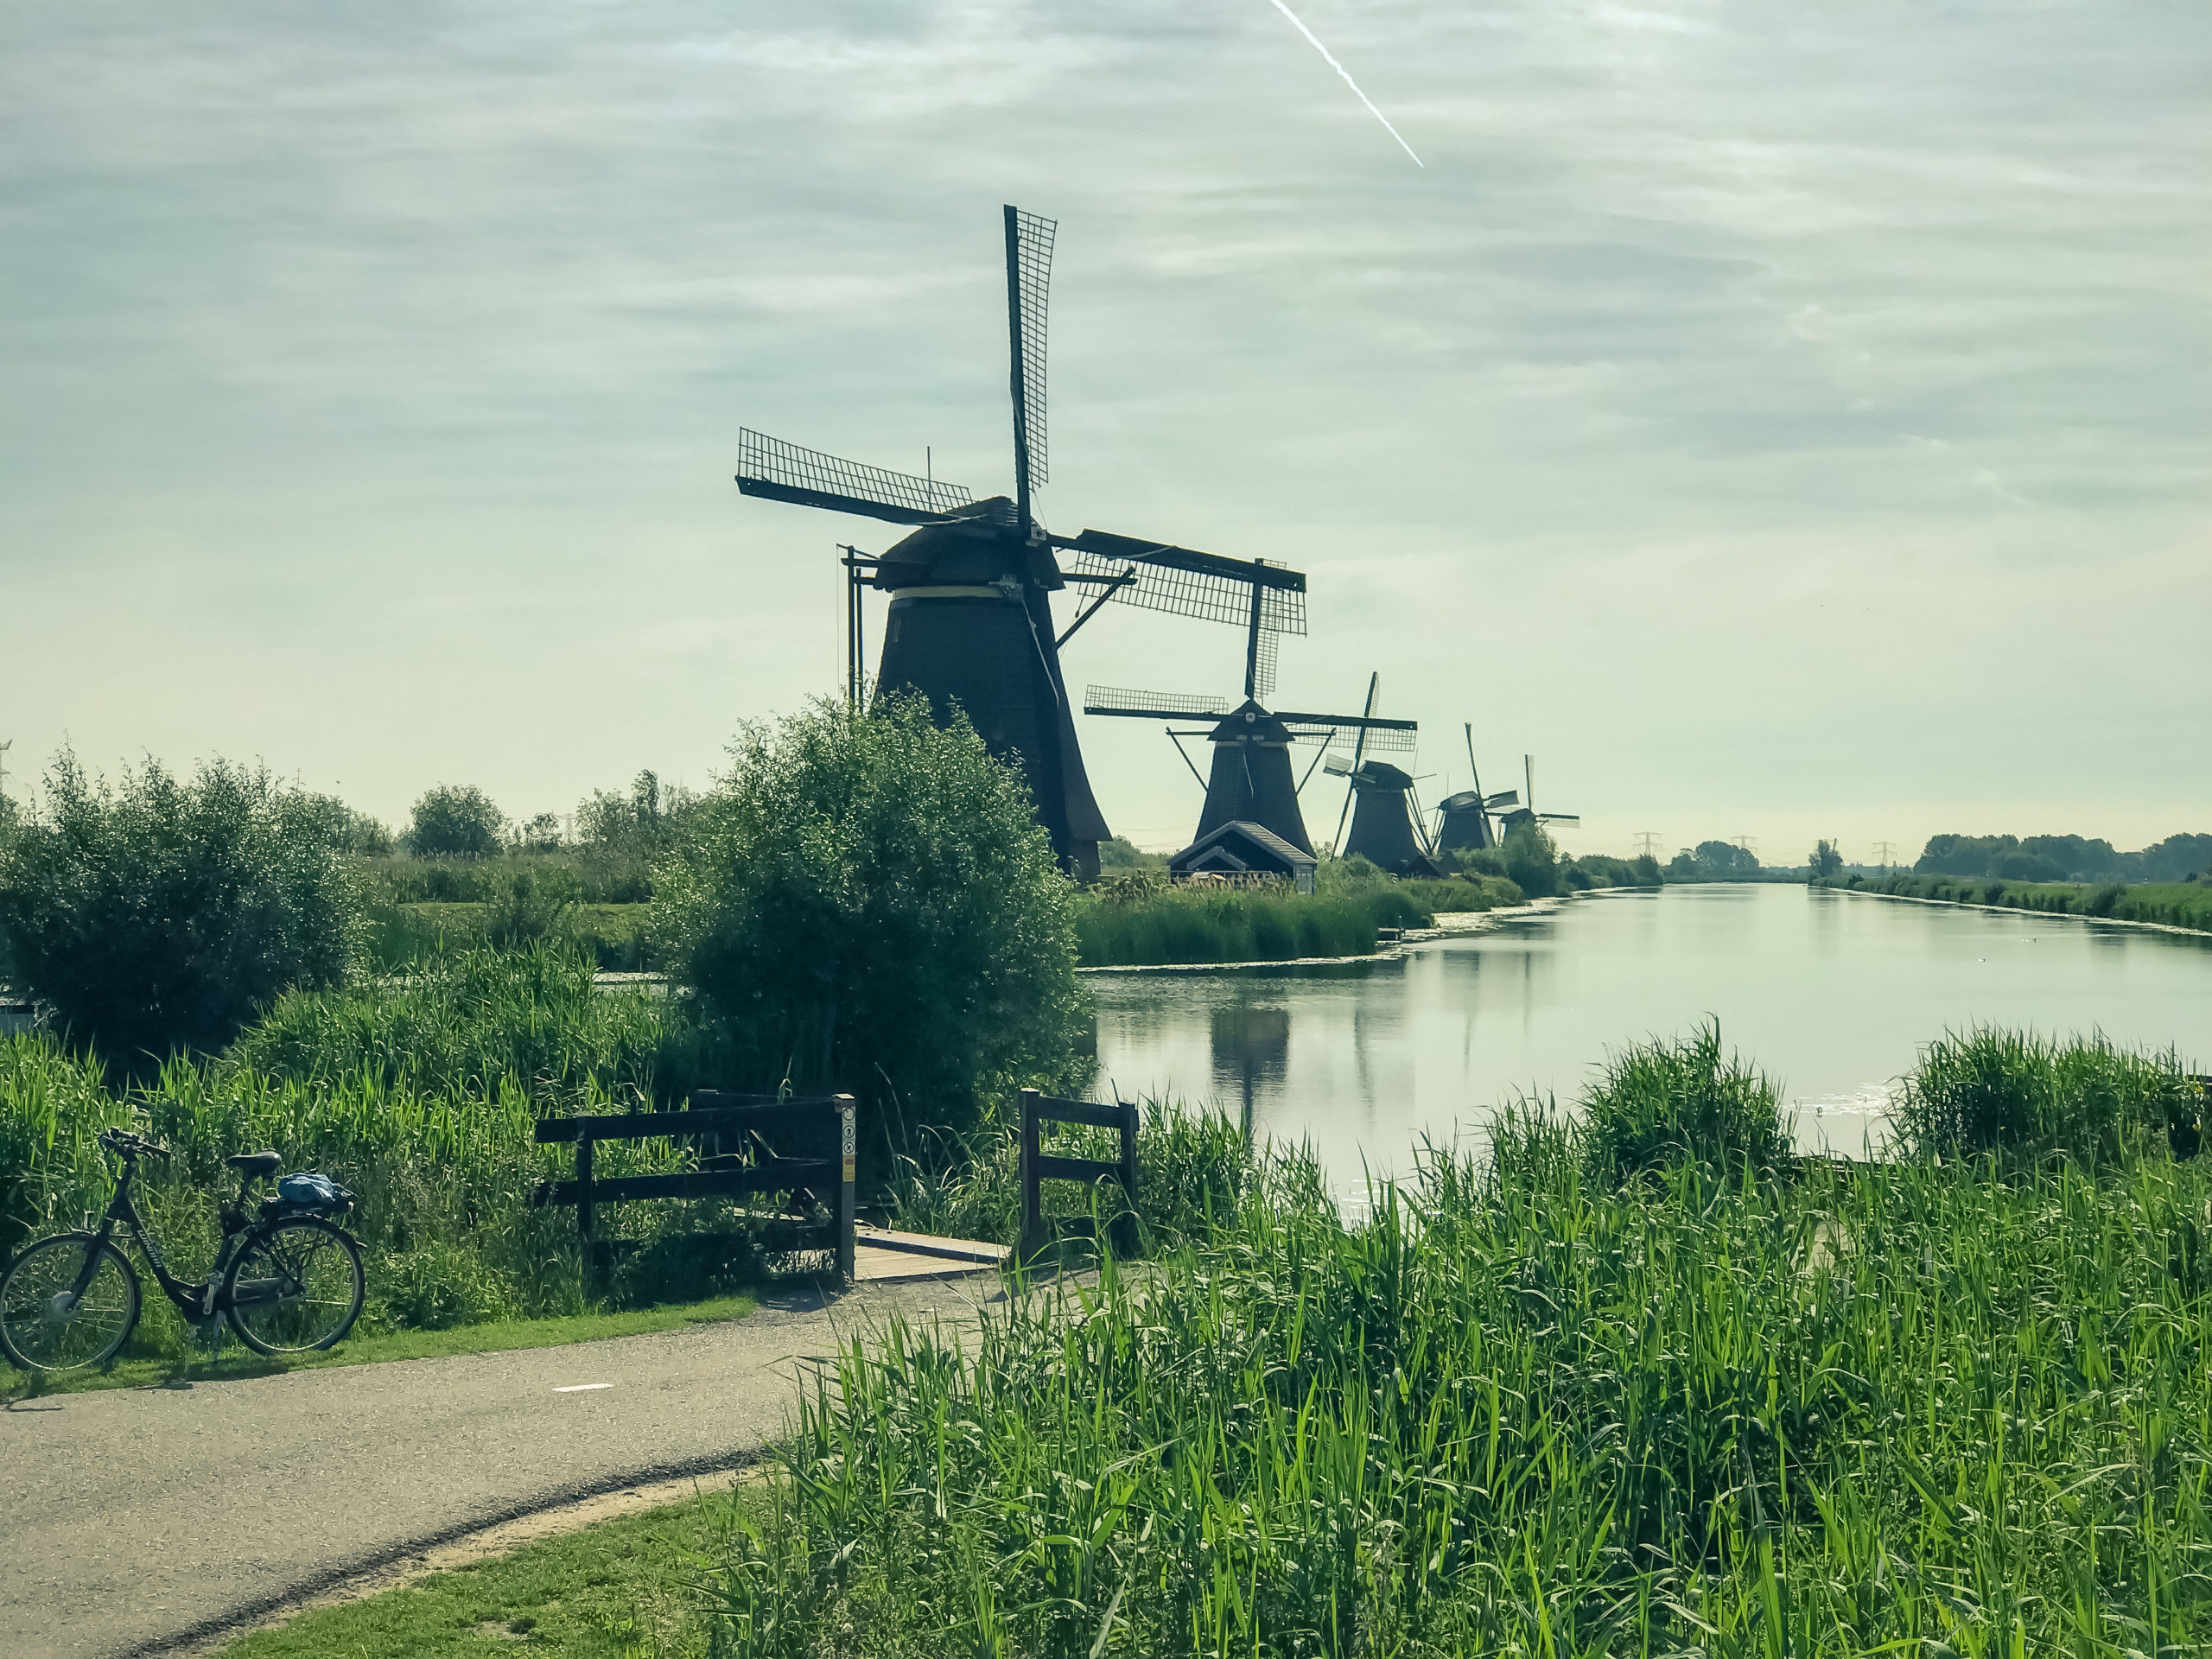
[1872,839,1897,870]
[1632,830,1662,859]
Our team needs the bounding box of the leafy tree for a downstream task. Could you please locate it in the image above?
[1098,836,1167,871]
[515,811,564,852]
[1916,834,2016,878]
[404,785,507,857]
[0,751,364,1057]
[1809,840,1843,880]
[1503,822,1560,898]
[651,697,1088,1153]
[2132,833,2212,883]
[1989,849,2066,883]
[292,791,394,856]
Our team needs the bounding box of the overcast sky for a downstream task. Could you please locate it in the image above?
[3,2,2206,859]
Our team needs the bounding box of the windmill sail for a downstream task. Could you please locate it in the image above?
[1005,207,1053,516]
[734,429,981,526]
[1084,687,1236,721]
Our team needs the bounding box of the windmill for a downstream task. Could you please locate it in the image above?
[734,205,1300,878]
[1496,754,1580,837]
[1434,723,1519,853]
[1082,594,1414,857]
[1329,756,1443,876]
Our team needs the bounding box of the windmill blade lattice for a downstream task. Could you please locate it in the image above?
[1007,207,1054,499]
[735,429,981,525]
[1084,686,1235,720]
[1305,723,1416,754]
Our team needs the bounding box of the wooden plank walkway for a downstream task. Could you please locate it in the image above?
[851,1224,1009,1281]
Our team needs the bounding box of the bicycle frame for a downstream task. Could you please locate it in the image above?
[80,1151,257,1321]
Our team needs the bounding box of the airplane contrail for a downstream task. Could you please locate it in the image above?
[1265,0,1424,168]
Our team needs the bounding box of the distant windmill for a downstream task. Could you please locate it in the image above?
[1496,754,1580,836]
[1084,612,1414,855]
[1434,723,1519,853]
[734,205,1299,877]
[1327,755,1442,876]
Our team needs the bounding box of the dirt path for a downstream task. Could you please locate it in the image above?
[0,1274,1001,1659]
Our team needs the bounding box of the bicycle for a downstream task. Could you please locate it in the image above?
[0,1127,365,1373]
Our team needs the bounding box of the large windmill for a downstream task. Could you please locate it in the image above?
[734,205,1296,878]
[1435,724,1520,853]
[1082,583,1414,858]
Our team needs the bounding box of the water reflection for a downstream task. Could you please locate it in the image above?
[1210,1001,1289,1137]
[1090,885,2212,1185]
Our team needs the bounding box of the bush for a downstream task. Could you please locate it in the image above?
[404,785,507,857]
[651,697,1090,1156]
[0,753,365,1059]
[1890,1028,2196,1165]
[1577,1020,1791,1183]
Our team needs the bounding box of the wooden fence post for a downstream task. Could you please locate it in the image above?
[1116,1099,1140,1256]
[835,1093,857,1285]
[1020,1088,1042,1250]
[575,1135,595,1248]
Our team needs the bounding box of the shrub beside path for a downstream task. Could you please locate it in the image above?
[1,1274,1000,1659]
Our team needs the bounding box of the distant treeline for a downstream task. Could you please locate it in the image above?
[1915,831,2212,885]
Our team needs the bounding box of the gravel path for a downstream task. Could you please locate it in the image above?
[1,1274,1003,1659]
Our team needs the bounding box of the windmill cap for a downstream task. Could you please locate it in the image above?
[1352,760,1414,791]
[1440,790,1484,811]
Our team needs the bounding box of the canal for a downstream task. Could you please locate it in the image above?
[1087,883,2212,1179]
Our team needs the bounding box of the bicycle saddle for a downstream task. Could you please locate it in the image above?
[226,1151,283,1180]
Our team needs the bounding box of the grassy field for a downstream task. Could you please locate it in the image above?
[218,1479,756,1658]
[1830,870,2212,933]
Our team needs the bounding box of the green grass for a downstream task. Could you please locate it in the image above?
[1832,870,2212,933]
[3,1294,757,1401]
[371,900,654,970]
[216,1480,759,1658]
[1072,873,1521,967]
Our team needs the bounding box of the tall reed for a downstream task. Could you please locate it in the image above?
[711,1140,2212,1654]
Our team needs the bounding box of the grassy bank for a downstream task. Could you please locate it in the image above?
[1827,870,2212,933]
[701,1028,2212,1655]
[369,900,652,970]
[220,1478,754,1658]
[1074,872,1522,968]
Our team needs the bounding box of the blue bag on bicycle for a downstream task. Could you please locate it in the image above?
[277,1173,353,1213]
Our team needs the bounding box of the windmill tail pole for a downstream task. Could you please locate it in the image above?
[1333,671,1380,851]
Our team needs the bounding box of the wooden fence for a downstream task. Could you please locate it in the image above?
[1019,1088,1138,1255]
[532,1091,856,1283]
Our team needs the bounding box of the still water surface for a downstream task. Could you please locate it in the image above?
[1088,885,2212,1180]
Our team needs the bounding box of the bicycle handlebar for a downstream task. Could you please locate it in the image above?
[98,1128,172,1161]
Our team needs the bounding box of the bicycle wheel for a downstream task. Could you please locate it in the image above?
[0,1232,142,1372]
[225,1217,364,1355]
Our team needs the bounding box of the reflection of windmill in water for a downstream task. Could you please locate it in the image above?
[734,205,1294,877]
[1211,1001,1290,1139]
[1325,673,1441,877]
[1083,589,1415,882]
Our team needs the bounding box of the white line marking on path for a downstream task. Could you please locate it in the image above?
[553,1383,613,1393]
